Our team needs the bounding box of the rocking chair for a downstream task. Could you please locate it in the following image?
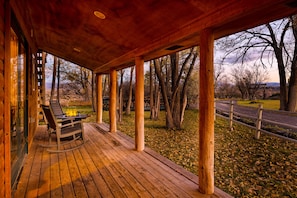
[41,105,86,152]
[49,100,67,119]
[50,100,88,120]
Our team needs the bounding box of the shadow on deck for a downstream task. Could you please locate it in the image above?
[13,123,232,198]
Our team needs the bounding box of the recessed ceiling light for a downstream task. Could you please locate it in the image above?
[166,45,184,51]
[94,11,106,19]
[73,47,81,53]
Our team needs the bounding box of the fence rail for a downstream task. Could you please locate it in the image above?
[216,101,297,143]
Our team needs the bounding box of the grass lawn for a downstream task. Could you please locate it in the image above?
[237,99,280,110]
[65,106,297,197]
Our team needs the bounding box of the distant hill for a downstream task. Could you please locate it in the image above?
[266,82,280,87]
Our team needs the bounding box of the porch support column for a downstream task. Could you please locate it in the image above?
[109,70,117,133]
[135,57,144,151]
[96,74,103,123]
[199,28,214,194]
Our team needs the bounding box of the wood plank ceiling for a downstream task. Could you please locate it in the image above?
[10,0,297,73]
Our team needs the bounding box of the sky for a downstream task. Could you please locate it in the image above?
[219,60,280,83]
[213,18,294,83]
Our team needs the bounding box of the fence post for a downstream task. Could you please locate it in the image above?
[229,100,234,131]
[214,100,216,121]
[255,104,263,139]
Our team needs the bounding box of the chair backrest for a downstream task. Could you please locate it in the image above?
[50,100,65,118]
[42,105,57,130]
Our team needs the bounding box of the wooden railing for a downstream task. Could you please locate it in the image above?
[216,101,297,143]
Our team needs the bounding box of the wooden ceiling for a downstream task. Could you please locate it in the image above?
[10,0,297,74]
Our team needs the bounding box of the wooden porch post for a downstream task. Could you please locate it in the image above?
[109,70,117,133]
[96,74,103,124]
[135,57,144,151]
[199,28,214,194]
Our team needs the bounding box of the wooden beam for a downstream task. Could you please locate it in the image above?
[198,28,214,194]
[135,57,144,151]
[109,70,117,133]
[96,74,103,124]
[3,0,11,196]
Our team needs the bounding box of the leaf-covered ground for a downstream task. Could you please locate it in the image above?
[116,110,297,198]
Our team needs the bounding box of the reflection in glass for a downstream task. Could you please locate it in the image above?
[10,28,26,181]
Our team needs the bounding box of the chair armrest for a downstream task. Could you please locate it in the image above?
[57,117,74,123]
[60,120,82,128]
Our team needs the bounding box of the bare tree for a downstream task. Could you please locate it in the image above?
[118,70,124,122]
[154,47,198,129]
[125,66,134,115]
[57,61,92,102]
[154,58,174,128]
[149,60,160,120]
[92,72,96,111]
[231,64,268,99]
[214,63,225,91]
[50,56,57,101]
[103,75,109,97]
[215,78,240,99]
[57,58,61,101]
[79,67,92,102]
[218,16,297,111]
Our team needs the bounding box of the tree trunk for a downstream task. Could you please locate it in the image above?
[154,59,175,129]
[287,75,297,111]
[172,89,181,129]
[266,23,288,110]
[276,50,288,110]
[92,72,96,111]
[50,56,57,101]
[118,70,124,122]
[180,94,187,124]
[179,49,197,125]
[153,73,160,120]
[126,66,134,115]
[57,58,60,101]
[170,52,181,128]
[171,49,196,128]
[154,87,160,119]
[149,61,155,119]
[287,16,297,111]
[81,68,90,102]
[103,75,109,97]
[170,53,179,115]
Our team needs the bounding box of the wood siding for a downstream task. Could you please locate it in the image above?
[0,1,39,196]
[0,0,5,196]
[1,0,11,197]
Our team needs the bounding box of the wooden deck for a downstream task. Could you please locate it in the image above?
[13,123,231,198]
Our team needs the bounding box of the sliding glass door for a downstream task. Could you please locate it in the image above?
[10,24,27,188]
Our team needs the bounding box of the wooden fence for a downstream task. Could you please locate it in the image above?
[215,101,297,143]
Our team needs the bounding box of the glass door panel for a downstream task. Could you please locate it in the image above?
[10,28,27,187]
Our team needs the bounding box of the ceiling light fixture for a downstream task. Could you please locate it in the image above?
[94,11,106,19]
[73,47,81,53]
[166,45,183,51]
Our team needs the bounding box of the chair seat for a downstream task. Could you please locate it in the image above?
[60,124,82,138]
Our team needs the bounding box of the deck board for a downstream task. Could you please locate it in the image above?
[12,123,232,198]
[58,150,76,197]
